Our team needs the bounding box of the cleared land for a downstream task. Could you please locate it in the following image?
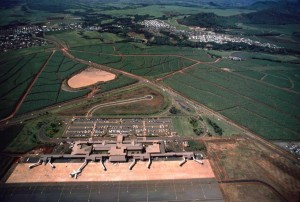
[7,160,214,183]
[164,60,300,140]
[205,136,300,201]
[67,67,116,89]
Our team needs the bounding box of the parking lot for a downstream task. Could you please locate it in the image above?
[63,117,174,138]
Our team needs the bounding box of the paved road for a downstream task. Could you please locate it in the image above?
[27,39,300,165]
[3,36,299,167]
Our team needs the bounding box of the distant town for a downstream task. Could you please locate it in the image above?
[0,23,101,52]
[1,18,281,53]
[141,19,280,49]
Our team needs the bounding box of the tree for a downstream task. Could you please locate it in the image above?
[169,106,180,114]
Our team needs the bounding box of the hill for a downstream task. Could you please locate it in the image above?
[178,3,300,28]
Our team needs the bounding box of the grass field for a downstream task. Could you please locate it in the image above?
[68,43,216,77]
[45,31,105,48]
[58,85,168,116]
[164,60,300,140]
[101,5,255,17]
[71,43,214,61]
[97,75,138,94]
[94,86,169,116]
[111,55,195,77]
[0,6,67,26]
[17,51,90,115]
[0,52,52,119]
[172,117,196,136]
[5,116,64,153]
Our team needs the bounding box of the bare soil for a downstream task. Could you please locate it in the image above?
[205,136,300,201]
[67,67,116,89]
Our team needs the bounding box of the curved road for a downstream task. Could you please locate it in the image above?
[3,36,299,167]
[86,95,154,116]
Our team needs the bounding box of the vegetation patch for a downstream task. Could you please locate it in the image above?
[0,125,23,152]
[5,116,65,153]
[185,140,206,152]
[164,60,300,140]
[207,118,223,136]
[178,5,300,29]
[0,52,52,119]
[18,51,90,115]
[58,85,168,116]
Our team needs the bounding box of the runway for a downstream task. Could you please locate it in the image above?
[0,179,224,202]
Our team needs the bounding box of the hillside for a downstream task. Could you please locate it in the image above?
[178,3,300,28]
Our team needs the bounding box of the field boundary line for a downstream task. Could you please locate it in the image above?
[158,82,300,164]
[70,49,207,63]
[0,50,56,123]
[206,59,300,95]
[183,70,300,120]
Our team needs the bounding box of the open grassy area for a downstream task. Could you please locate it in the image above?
[0,5,67,26]
[94,86,169,116]
[58,85,169,116]
[5,116,65,153]
[164,60,300,140]
[45,31,105,48]
[172,116,196,137]
[101,5,255,18]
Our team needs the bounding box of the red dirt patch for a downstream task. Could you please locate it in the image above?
[68,67,116,89]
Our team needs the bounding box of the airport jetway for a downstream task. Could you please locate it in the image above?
[29,135,202,178]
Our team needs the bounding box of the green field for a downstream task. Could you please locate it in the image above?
[164,60,300,140]
[111,55,195,77]
[212,58,300,93]
[172,117,195,136]
[0,5,67,26]
[101,5,255,17]
[45,31,103,48]
[0,52,52,119]
[5,115,64,153]
[71,43,214,61]
[68,43,217,77]
[97,75,138,93]
[17,51,90,115]
[46,31,125,48]
[15,50,139,115]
